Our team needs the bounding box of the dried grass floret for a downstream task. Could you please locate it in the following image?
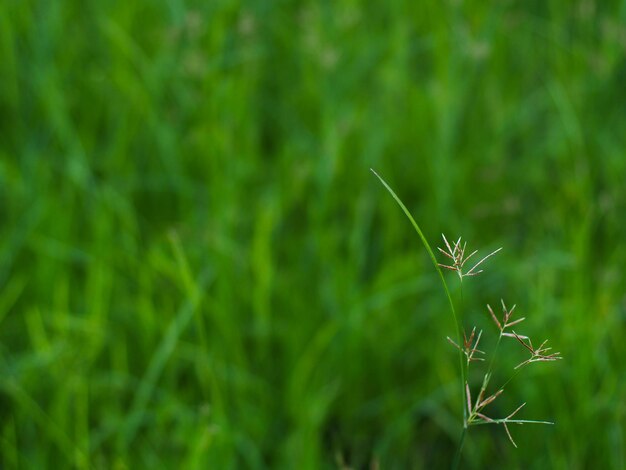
[447,327,485,366]
[487,299,526,336]
[511,332,563,369]
[437,234,502,279]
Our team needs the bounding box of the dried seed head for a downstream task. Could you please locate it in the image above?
[437,234,502,280]
[488,300,524,333]
[478,389,503,409]
[448,328,485,366]
[512,331,563,369]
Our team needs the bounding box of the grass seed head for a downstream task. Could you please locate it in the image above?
[437,234,502,280]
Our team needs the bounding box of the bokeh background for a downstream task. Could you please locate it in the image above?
[1,1,625,468]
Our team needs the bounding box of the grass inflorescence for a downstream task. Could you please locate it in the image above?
[372,169,562,466]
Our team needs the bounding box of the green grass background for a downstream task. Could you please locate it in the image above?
[1,0,625,468]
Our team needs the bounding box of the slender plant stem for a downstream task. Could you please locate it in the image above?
[480,331,504,396]
[487,332,503,376]
[458,279,468,421]
[452,426,467,470]
[371,170,468,467]
[498,367,523,392]
[456,278,469,466]
[370,170,466,403]
[471,419,554,426]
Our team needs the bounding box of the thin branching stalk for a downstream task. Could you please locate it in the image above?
[370,169,468,426]
[371,169,561,468]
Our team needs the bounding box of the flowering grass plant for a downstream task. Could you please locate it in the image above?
[371,169,562,467]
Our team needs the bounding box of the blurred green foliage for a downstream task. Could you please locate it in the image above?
[1,0,625,468]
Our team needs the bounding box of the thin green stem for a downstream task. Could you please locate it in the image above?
[471,419,554,426]
[458,279,468,422]
[452,426,467,470]
[371,169,466,409]
[497,367,523,392]
[455,279,474,467]
[370,168,465,380]
[479,331,503,396]
[370,170,461,339]
[487,332,503,373]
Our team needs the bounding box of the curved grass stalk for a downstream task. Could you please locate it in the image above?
[371,169,559,467]
[370,169,468,439]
